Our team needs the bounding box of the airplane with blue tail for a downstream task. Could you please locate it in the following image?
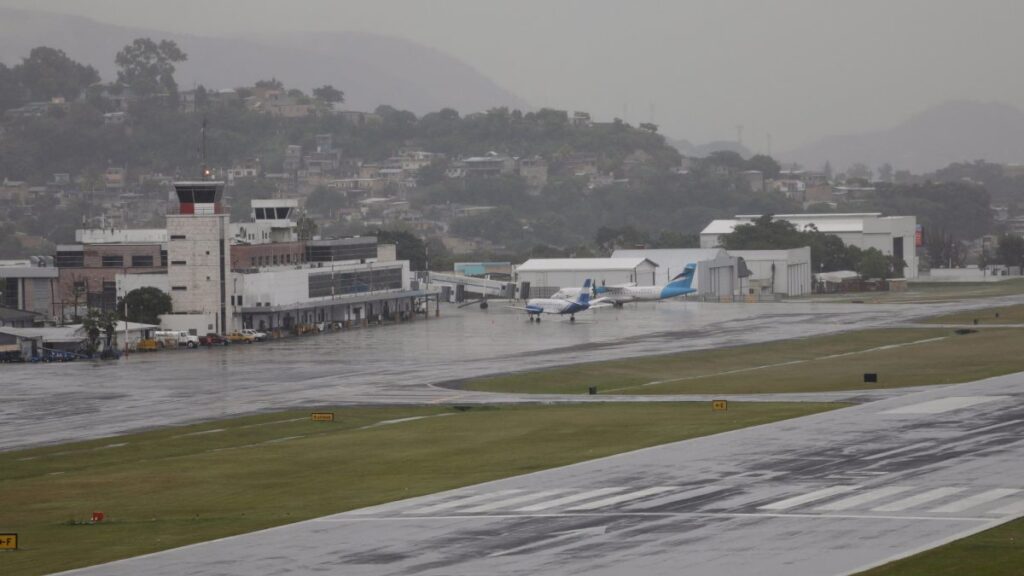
[509,278,610,322]
[552,263,697,306]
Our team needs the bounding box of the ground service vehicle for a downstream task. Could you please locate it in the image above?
[153,330,200,348]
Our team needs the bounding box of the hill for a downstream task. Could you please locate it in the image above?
[0,7,527,115]
[785,100,1024,174]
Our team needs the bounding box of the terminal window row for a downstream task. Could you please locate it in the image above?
[308,267,403,298]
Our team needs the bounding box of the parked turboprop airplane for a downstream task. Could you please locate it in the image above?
[510,279,609,322]
[551,263,697,305]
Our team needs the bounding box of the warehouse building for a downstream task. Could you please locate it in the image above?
[701,213,918,278]
[611,248,739,298]
[514,258,658,298]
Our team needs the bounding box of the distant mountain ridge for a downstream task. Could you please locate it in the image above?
[785,100,1024,174]
[0,7,528,115]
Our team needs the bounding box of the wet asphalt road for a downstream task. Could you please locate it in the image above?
[3,296,1023,451]
[58,371,1024,576]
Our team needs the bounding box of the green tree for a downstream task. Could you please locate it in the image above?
[119,287,172,325]
[305,186,347,216]
[14,46,99,102]
[857,248,893,279]
[376,229,428,270]
[997,233,1024,268]
[313,85,344,104]
[81,309,117,357]
[877,163,894,183]
[0,63,27,113]
[746,154,781,179]
[846,163,872,181]
[115,38,187,102]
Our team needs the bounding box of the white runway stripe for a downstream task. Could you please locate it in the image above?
[623,485,729,511]
[409,490,522,514]
[862,443,933,461]
[516,488,626,512]
[463,490,566,513]
[567,487,678,511]
[987,498,1024,517]
[759,486,859,511]
[815,486,914,511]
[872,487,965,512]
[930,488,1020,514]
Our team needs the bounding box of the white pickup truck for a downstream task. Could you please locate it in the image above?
[153,330,200,348]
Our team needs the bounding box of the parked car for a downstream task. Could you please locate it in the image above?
[241,328,267,342]
[227,331,255,344]
[199,333,229,346]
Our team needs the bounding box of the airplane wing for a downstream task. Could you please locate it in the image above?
[585,302,615,310]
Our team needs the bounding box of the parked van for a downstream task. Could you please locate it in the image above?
[153,330,200,348]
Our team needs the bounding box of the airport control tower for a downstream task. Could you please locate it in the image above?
[166,179,233,335]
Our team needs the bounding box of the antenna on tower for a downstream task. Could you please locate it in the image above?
[200,116,211,180]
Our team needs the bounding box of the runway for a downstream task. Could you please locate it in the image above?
[59,371,1024,575]
[2,296,1021,451]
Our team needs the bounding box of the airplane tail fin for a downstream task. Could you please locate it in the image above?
[669,263,697,290]
[577,279,592,305]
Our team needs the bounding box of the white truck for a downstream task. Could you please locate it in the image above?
[153,330,200,348]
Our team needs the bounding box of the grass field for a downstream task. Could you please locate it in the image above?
[0,402,837,576]
[857,517,1024,575]
[922,303,1024,325]
[462,327,1024,395]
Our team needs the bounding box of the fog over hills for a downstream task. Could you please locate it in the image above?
[0,6,528,115]
[785,100,1024,174]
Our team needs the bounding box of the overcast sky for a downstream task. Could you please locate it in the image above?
[3,0,1023,152]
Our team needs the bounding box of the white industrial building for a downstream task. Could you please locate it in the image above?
[729,247,812,297]
[514,258,658,298]
[701,213,918,278]
[611,249,739,298]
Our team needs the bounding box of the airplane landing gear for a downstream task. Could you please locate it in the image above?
[570,315,575,322]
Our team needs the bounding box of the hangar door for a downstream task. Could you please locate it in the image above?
[706,265,735,297]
